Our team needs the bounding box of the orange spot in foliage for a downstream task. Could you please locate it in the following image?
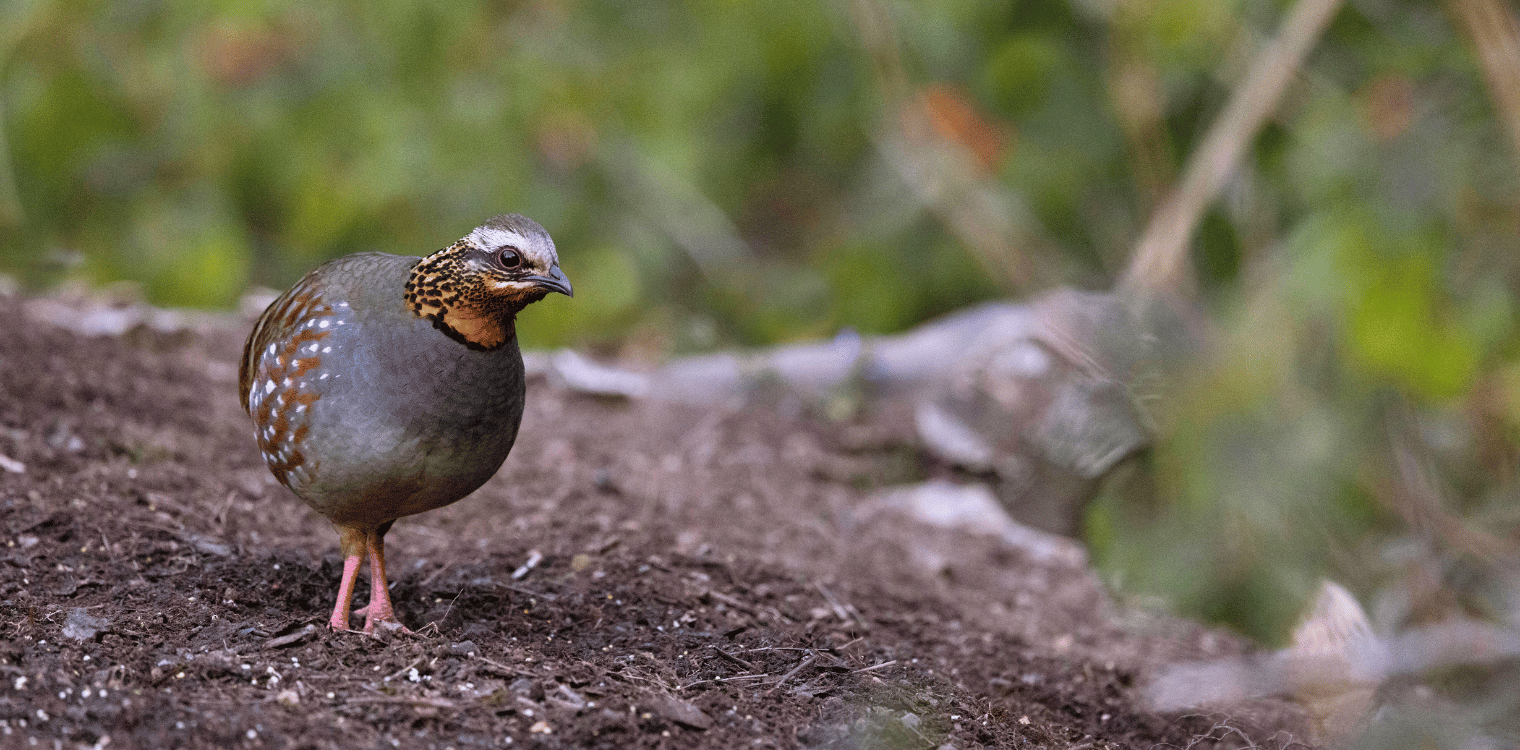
[910,83,1011,172]
[1362,75,1414,143]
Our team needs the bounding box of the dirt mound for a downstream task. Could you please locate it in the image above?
[0,298,1305,748]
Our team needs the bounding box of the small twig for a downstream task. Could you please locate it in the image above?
[814,582,853,624]
[213,491,238,528]
[418,562,453,588]
[511,550,544,580]
[497,582,557,602]
[348,693,460,709]
[766,653,818,695]
[710,646,756,672]
[382,658,424,683]
[703,588,758,614]
[586,536,622,555]
[423,590,464,630]
[851,660,897,674]
[92,526,119,564]
[473,652,538,678]
[679,673,770,691]
[264,624,318,650]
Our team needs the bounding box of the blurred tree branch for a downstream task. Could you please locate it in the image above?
[1119,0,1345,299]
[1446,0,1520,171]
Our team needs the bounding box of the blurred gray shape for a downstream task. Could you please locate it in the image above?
[872,479,1086,566]
[63,608,111,641]
[653,300,1032,404]
[916,288,1157,535]
[1149,580,1520,745]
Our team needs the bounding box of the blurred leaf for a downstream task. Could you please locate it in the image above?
[1337,228,1479,399]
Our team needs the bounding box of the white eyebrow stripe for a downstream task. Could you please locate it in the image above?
[468,227,521,250]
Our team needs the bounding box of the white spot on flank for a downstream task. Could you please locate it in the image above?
[318,319,330,329]
[319,373,330,380]
[264,380,276,395]
[322,346,332,353]
[282,377,292,387]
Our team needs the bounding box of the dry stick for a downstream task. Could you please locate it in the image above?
[473,652,538,678]
[766,653,819,695]
[704,588,756,614]
[511,549,544,580]
[423,589,465,632]
[1447,0,1520,163]
[814,582,854,626]
[382,657,425,683]
[709,646,757,672]
[497,582,557,602]
[213,491,238,528]
[349,694,461,710]
[263,624,318,650]
[1119,0,1346,299]
[851,660,897,674]
[679,673,771,691]
[417,562,453,588]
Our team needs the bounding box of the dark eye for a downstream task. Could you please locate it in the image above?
[498,248,523,269]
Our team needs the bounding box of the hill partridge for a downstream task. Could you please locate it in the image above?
[239,214,571,633]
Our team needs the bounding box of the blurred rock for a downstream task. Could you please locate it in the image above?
[1147,579,1520,745]
[62,609,110,640]
[916,289,1160,535]
[548,349,650,398]
[645,300,1034,404]
[873,479,1085,566]
[652,693,712,729]
[26,286,237,337]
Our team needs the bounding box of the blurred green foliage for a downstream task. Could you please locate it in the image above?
[4,0,1519,645]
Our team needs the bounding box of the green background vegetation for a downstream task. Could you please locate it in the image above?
[3,0,1518,645]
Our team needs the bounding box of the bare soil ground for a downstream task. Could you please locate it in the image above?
[0,296,1307,749]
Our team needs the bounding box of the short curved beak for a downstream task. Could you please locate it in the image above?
[529,265,573,297]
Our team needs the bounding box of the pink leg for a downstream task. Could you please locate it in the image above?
[328,526,367,631]
[361,528,409,633]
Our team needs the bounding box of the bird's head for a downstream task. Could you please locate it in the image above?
[405,214,573,351]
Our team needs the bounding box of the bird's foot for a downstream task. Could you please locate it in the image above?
[363,618,413,636]
[360,600,412,635]
[327,605,412,635]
